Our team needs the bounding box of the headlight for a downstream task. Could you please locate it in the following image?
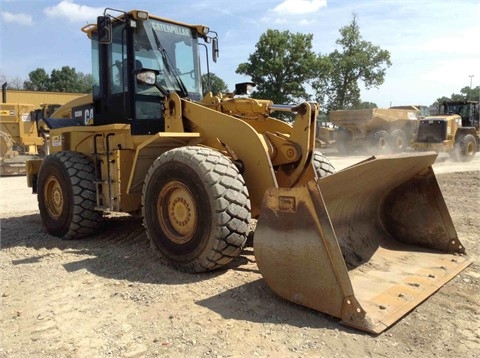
[234,82,256,96]
[136,71,157,85]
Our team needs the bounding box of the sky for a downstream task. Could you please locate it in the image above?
[0,0,479,108]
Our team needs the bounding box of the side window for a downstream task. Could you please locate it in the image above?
[91,40,100,97]
[110,26,127,95]
[175,40,195,92]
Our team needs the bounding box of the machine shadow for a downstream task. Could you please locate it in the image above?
[194,277,362,334]
[1,213,233,285]
[1,212,365,333]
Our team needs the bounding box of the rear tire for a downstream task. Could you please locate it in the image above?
[142,146,251,273]
[0,131,13,161]
[37,151,101,239]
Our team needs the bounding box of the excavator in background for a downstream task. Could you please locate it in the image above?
[25,8,471,334]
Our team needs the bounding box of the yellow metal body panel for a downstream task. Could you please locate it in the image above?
[180,99,277,217]
[3,90,84,109]
[178,96,318,216]
[26,159,43,188]
[127,132,201,194]
[0,103,43,149]
[50,95,93,119]
[413,114,461,153]
[44,123,203,213]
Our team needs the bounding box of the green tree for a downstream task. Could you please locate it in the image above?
[76,72,94,93]
[23,66,92,93]
[24,68,50,91]
[359,101,378,109]
[236,29,318,104]
[313,16,391,112]
[50,66,90,93]
[433,86,480,107]
[201,73,228,96]
[459,86,480,101]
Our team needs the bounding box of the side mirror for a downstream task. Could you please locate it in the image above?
[97,16,112,44]
[212,38,219,63]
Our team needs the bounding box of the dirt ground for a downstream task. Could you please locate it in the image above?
[0,152,479,358]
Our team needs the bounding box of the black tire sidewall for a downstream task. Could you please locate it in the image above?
[38,154,74,237]
[313,152,335,177]
[144,160,215,264]
[369,130,391,154]
[391,129,407,152]
[459,134,476,161]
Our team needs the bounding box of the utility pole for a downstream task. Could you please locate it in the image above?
[468,74,474,100]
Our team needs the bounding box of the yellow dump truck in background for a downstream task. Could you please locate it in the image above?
[330,108,420,154]
[0,102,44,175]
[0,84,84,175]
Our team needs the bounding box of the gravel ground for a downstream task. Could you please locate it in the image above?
[0,153,479,358]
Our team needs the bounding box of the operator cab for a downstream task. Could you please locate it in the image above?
[87,9,216,135]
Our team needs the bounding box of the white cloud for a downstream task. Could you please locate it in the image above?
[44,0,104,23]
[420,27,480,56]
[0,11,33,26]
[272,0,327,15]
[265,0,327,26]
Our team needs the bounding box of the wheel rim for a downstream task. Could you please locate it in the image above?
[466,142,474,155]
[395,137,404,149]
[379,137,387,148]
[158,181,198,244]
[44,175,64,219]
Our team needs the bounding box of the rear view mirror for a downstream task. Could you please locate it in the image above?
[212,38,219,63]
[97,16,112,44]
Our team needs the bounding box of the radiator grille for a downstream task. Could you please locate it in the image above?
[416,119,447,143]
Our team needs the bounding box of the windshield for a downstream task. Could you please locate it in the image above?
[134,19,202,100]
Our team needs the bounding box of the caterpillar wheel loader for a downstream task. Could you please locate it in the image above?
[413,100,479,161]
[26,9,471,334]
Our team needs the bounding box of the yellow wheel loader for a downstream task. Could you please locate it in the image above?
[413,101,479,161]
[26,9,471,334]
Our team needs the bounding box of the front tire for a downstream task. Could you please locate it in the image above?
[368,130,391,154]
[390,128,407,152]
[37,151,101,239]
[313,151,335,178]
[142,146,251,273]
[457,133,477,162]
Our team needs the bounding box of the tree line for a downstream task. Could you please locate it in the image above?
[434,86,480,107]
[3,66,92,93]
[203,16,391,113]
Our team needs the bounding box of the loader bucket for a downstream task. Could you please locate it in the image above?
[254,152,471,334]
